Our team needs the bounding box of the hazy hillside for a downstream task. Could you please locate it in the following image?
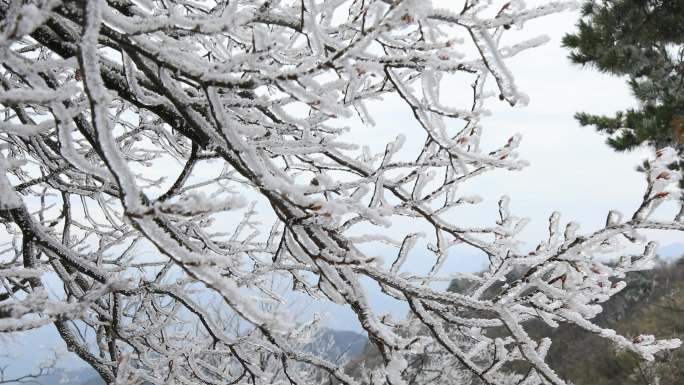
[8,368,104,385]
[346,256,684,384]
[9,330,366,385]
[537,258,684,384]
[306,328,368,363]
[446,257,684,384]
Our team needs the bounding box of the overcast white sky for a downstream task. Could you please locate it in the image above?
[5,3,684,377]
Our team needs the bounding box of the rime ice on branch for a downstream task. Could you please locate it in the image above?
[0,1,681,385]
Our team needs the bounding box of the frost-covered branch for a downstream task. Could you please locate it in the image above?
[0,1,681,385]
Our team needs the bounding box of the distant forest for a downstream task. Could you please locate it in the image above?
[348,256,684,385]
[536,257,684,384]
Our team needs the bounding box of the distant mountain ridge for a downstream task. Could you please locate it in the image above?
[10,328,367,385]
[12,368,104,385]
[306,328,367,363]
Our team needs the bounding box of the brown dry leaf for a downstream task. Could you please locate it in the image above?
[654,191,670,199]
